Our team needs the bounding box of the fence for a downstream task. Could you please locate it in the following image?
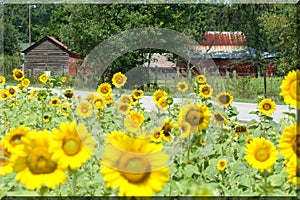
[144,70,284,104]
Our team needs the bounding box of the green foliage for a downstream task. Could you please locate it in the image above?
[258,5,298,75]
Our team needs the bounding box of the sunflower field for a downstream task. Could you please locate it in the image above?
[0,68,299,197]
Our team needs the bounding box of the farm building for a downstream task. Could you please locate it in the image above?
[22,36,84,76]
[178,31,276,77]
[143,54,177,80]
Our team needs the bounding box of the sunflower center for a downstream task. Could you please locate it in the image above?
[162,124,172,137]
[119,156,151,183]
[81,105,89,113]
[289,80,300,101]
[10,134,24,147]
[15,71,23,78]
[263,103,271,110]
[180,84,186,90]
[1,93,8,98]
[120,105,128,112]
[9,88,15,95]
[101,87,108,94]
[63,138,81,156]
[27,148,57,174]
[214,113,224,121]
[202,86,210,95]
[116,77,124,84]
[255,148,270,162]
[52,100,58,104]
[219,95,230,104]
[291,135,300,157]
[219,161,225,168]
[153,132,160,139]
[185,108,203,126]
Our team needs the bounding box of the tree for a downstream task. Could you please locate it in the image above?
[258,5,298,75]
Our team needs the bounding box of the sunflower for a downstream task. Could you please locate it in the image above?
[118,103,131,115]
[199,137,206,146]
[156,96,169,111]
[178,103,211,133]
[217,159,227,171]
[246,135,254,144]
[51,121,95,170]
[160,119,175,142]
[43,115,50,122]
[150,127,163,143]
[285,158,300,187]
[93,96,105,110]
[61,77,67,83]
[124,110,145,133]
[85,93,95,103]
[119,94,132,105]
[0,89,10,101]
[11,130,67,190]
[97,83,112,97]
[258,98,276,116]
[153,90,168,104]
[100,131,170,196]
[21,78,30,87]
[177,81,188,93]
[50,97,60,107]
[235,124,248,136]
[196,74,206,84]
[13,69,24,81]
[244,137,278,170]
[199,84,213,98]
[166,97,173,105]
[7,87,17,97]
[104,94,114,106]
[280,69,300,108]
[39,73,49,84]
[0,141,13,176]
[64,89,74,99]
[76,101,93,118]
[2,126,30,153]
[213,112,227,126]
[17,83,24,92]
[29,89,39,98]
[216,92,234,107]
[0,76,5,86]
[132,89,144,100]
[179,121,192,138]
[279,123,299,163]
[112,72,127,88]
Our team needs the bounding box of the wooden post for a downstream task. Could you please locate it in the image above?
[226,70,230,91]
[155,65,158,86]
[233,70,237,89]
[264,68,267,98]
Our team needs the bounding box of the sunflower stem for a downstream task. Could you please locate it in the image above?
[39,186,47,196]
[41,100,45,129]
[72,170,78,195]
[262,169,268,196]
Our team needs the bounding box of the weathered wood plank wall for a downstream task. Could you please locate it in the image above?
[24,40,69,76]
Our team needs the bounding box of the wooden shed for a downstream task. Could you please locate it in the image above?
[22,36,84,76]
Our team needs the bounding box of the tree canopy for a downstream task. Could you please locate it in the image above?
[1,4,298,76]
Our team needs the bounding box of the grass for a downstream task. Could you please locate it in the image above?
[5,74,285,104]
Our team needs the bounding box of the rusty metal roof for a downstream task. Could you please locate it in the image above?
[192,31,251,59]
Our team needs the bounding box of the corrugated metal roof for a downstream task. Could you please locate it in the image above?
[192,31,251,59]
[200,31,247,46]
